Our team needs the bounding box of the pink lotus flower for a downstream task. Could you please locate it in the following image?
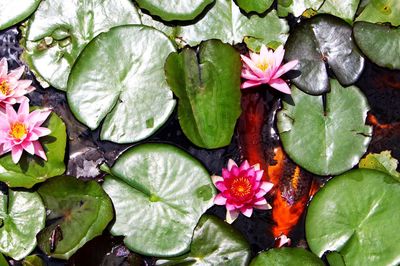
[0,99,51,163]
[275,234,291,248]
[212,159,274,224]
[240,45,298,94]
[0,58,35,109]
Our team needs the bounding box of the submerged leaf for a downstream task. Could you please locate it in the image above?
[103,144,216,257]
[165,40,242,148]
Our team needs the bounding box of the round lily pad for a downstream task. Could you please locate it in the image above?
[67,25,176,144]
[277,0,324,17]
[0,189,45,260]
[0,0,41,30]
[285,15,365,95]
[37,176,114,260]
[135,0,214,21]
[21,0,141,91]
[235,0,274,14]
[250,248,324,266]
[306,169,400,265]
[102,144,216,257]
[157,215,251,265]
[0,111,66,188]
[356,0,400,26]
[354,22,400,70]
[318,0,360,23]
[277,79,372,176]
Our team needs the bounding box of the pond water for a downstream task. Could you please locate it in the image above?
[1,17,399,265]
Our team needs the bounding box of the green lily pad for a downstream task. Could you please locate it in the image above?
[306,169,400,265]
[22,255,45,266]
[0,189,45,260]
[102,144,216,257]
[277,0,324,17]
[319,0,361,23]
[21,0,140,91]
[37,176,113,260]
[67,25,176,144]
[175,1,289,51]
[353,22,400,70]
[165,40,242,149]
[0,111,66,188]
[277,79,372,176]
[0,254,7,266]
[235,0,274,14]
[135,0,214,21]
[285,15,365,95]
[356,0,400,26]
[157,215,251,265]
[359,151,400,181]
[0,0,41,30]
[250,248,324,266]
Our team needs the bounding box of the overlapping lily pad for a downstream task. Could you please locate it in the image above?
[319,0,360,23]
[102,144,216,257]
[306,169,400,265]
[0,111,66,188]
[285,15,365,95]
[359,151,400,181]
[235,0,274,14]
[250,248,324,266]
[277,80,372,176]
[277,0,324,17]
[0,190,45,260]
[136,0,214,21]
[21,0,140,90]
[0,0,41,30]
[356,0,400,26]
[165,40,242,149]
[37,176,113,260]
[67,25,176,144]
[353,22,400,70]
[157,215,251,265]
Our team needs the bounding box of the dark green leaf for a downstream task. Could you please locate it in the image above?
[0,111,66,188]
[306,169,400,265]
[318,0,360,23]
[277,0,323,17]
[0,0,41,30]
[356,0,400,26]
[0,190,45,260]
[165,40,242,149]
[250,248,324,266]
[102,144,216,257]
[21,0,141,90]
[22,255,45,266]
[353,21,400,70]
[37,176,113,260]
[135,0,214,21]
[67,25,176,144]
[235,0,273,14]
[277,80,372,176]
[0,254,7,266]
[359,151,400,181]
[326,252,346,266]
[285,15,365,95]
[157,215,251,265]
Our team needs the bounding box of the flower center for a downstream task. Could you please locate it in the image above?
[230,176,252,199]
[0,80,11,96]
[10,122,28,140]
[257,62,269,72]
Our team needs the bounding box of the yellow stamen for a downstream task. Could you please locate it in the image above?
[230,177,252,199]
[0,80,10,96]
[10,122,27,140]
[257,62,269,72]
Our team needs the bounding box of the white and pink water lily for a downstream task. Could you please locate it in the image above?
[0,58,35,109]
[212,159,274,224]
[240,45,298,94]
[0,99,51,163]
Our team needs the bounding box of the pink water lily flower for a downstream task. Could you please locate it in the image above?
[0,100,51,163]
[212,159,274,224]
[240,45,298,94]
[0,58,35,109]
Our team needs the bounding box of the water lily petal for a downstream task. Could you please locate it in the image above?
[11,145,23,163]
[226,209,240,224]
[22,140,35,155]
[269,78,291,94]
[8,66,25,80]
[254,203,272,210]
[273,45,285,68]
[214,193,227,205]
[261,182,274,193]
[272,60,299,80]
[0,58,8,77]
[241,206,253,217]
[33,141,47,161]
[211,175,223,185]
[227,159,237,171]
[241,80,264,89]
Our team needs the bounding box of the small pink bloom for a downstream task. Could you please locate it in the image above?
[275,234,292,248]
[0,100,51,164]
[240,45,298,94]
[212,159,273,224]
[0,58,35,110]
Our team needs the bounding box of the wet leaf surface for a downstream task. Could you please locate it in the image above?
[277,0,324,17]
[165,40,242,148]
[359,151,400,181]
[249,247,324,266]
[318,0,360,23]
[235,0,274,14]
[306,169,400,265]
[0,0,40,30]
[103,144,216,257]
[356,0,400,26]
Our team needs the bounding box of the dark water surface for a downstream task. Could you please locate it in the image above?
[1,21,399,265]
